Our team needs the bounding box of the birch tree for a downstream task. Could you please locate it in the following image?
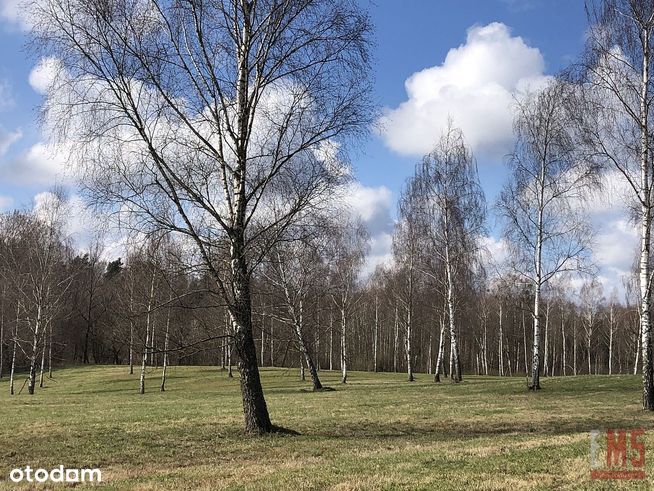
[327,221,367,384]
[408,124,486,382]
[264,236,328,391]
[30,0,372,432]
[573,0,654,409]
[498,80,596,390]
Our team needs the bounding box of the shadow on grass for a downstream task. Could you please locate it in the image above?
[310,413,654,442]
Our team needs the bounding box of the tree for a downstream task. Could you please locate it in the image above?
[408,124,486,382]
[579,279,604,374]
[498,80,596,390]
[0,203,73,395]
[264,235,328,391]
[31,0,372,432]
[571,0,654,409]
[327,221,367,384]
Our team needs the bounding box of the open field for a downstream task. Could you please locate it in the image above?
[1,367,653,490]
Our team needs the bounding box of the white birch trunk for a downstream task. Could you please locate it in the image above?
[561,318,567,376]
[445,231,461,382]
[160,299,171,392]
[139,268,156,394]
[39,333,46,388]
[608,304,614,375]
[639,24,654,408]
[498,303,504,376]
[340,306,347,384]
[373,294,378,372]
[27,304,42,395]
[393,304,399,373]
[48,322,53,379]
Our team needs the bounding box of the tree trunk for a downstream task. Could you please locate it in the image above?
[445,234,461,382]
[498,303,504,376]
[291,300,322,390]
[373,294,378,372]
[128,283,134,375]
[543,301,550,378]
[160,300,171,392]
[340,306,347,384]
[0,288,4,379]
[573,321,577,376]
[639,24,654,409]
[561,317,567,376]
[482,311,488,375]
[139,268,156,395]
[435,314,446,382]
[529,283,541,390]
[27,304,42,395]
[608,305,614,375]
[39,333,46,388]
[329,312,333,371]
[427,330,432,375]
[270,316,274,368]
[635,319,642,375]
[393,304,399,373]
[227,341,233,378]
[48,322,53,378]
[406,257,414,382]
[406,305,413,382]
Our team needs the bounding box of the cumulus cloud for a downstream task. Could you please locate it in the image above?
[378,22,549,158]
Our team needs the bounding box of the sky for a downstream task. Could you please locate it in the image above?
[0,0,639,297]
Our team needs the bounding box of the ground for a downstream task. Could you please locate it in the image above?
[0,367,653,490]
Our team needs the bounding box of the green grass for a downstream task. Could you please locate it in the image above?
[1,367,653,490]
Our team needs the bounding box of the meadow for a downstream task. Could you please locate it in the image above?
[1,367,653,490]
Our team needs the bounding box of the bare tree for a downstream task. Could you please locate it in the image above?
[580,279,604,374]
[498,80,596,390]
[407,124,486,382]
[327,221,367,384]
[31,0,372,432]
[573,0,654,408]
[264,235,328,391]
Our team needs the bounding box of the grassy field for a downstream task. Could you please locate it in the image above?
[1,367,653,490]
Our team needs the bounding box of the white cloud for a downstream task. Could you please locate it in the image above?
[378,22,549,158]
[1,141,70,185]
[593,218,638,275]
[345,182,395,276]
[0,126,21,155]
[29,58,62,94]
[480,235,510,274]
[0,0,31,30]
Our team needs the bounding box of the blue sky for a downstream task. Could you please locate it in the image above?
[0,0,635,294]
[358,0,587,200]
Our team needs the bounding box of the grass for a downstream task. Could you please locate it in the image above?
[1,366,653,490]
